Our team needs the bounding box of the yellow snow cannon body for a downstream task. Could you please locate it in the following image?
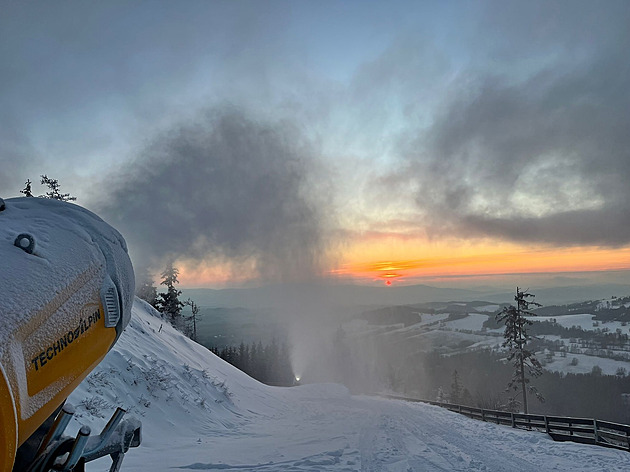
[0,197,137,471]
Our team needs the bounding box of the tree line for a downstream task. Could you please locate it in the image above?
[136,263,200,341]
[209,340,295,386]
[415,350,630,424]
[19,176,77,201]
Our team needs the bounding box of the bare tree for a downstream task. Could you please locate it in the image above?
[184,298,200,341]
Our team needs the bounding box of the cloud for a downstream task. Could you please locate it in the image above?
[394,1,630,246]
[0,115,42,194]
[95,106,328,281]
[0,1,296,195]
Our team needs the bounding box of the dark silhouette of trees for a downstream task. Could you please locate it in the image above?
[156,262,183,324]
[496,287,544,413]
[39,175,77,201]
[20,179,33,197]
[211,339,294,386]
[184,298,200,341]
[19,175,76,200]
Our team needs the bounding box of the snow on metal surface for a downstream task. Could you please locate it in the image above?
[0,197,133,348]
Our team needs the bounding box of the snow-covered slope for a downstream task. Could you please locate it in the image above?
[69,300,630,471]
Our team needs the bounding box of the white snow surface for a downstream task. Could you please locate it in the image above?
[67,300,630,471]
[531,314,630,333]
[473,304,501,313]
[444,313,489,331]
[544,352,630,376]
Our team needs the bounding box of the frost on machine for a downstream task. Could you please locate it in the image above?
[0,197,141,472]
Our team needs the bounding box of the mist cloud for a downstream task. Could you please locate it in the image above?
[97,107,327,281]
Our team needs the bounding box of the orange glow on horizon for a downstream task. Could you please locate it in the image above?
[158,237,630,288]
[332,244,630,285]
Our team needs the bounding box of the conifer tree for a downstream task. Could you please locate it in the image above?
[39,175,77,201]
[267,338,279,382]
[496,287,544,414]
[255,341,266,380]
[238,342,250,373]
[20,179,33,197]
[250,342,259,378]
[156,262,183,324]
[211,339,294,386]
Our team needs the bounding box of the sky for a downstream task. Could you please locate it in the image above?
[2,0,630,289]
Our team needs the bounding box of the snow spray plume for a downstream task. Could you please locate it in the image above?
[95,107,326,283]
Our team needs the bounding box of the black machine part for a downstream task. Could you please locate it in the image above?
[21,404,141,472]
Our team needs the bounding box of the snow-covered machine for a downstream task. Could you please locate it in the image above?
[0,197,141,471]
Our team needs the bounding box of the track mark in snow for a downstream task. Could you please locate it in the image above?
[178,449,351,471]
[357,399,545,472]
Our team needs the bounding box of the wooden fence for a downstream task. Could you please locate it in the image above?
[382,395,630,452]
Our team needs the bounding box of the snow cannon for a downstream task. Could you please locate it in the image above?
[0,197,141,471]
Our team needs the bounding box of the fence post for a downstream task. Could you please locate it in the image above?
[544,416,549,434]
[459,404,462,414]
[511,412,515,428]
[593,419,599,444]
[481,409,485,422]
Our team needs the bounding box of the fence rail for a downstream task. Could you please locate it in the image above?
[382,395,630,452]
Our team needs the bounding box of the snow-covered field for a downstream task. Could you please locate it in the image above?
[531,313,630,333]
[69,300,630,471]
[543,352,629,376]
[444,313,489,331]
[346,306,630,377]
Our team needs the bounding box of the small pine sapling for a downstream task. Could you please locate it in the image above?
[20,179,33,197]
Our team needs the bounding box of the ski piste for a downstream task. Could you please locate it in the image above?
[0,197,140,471]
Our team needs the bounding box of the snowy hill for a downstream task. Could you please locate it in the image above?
[69,299,630,471]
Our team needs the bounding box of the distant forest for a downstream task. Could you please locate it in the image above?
[363,346,630,424]
[208,329,630,423]
[210,340,295,386]
[412,350,630,424]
